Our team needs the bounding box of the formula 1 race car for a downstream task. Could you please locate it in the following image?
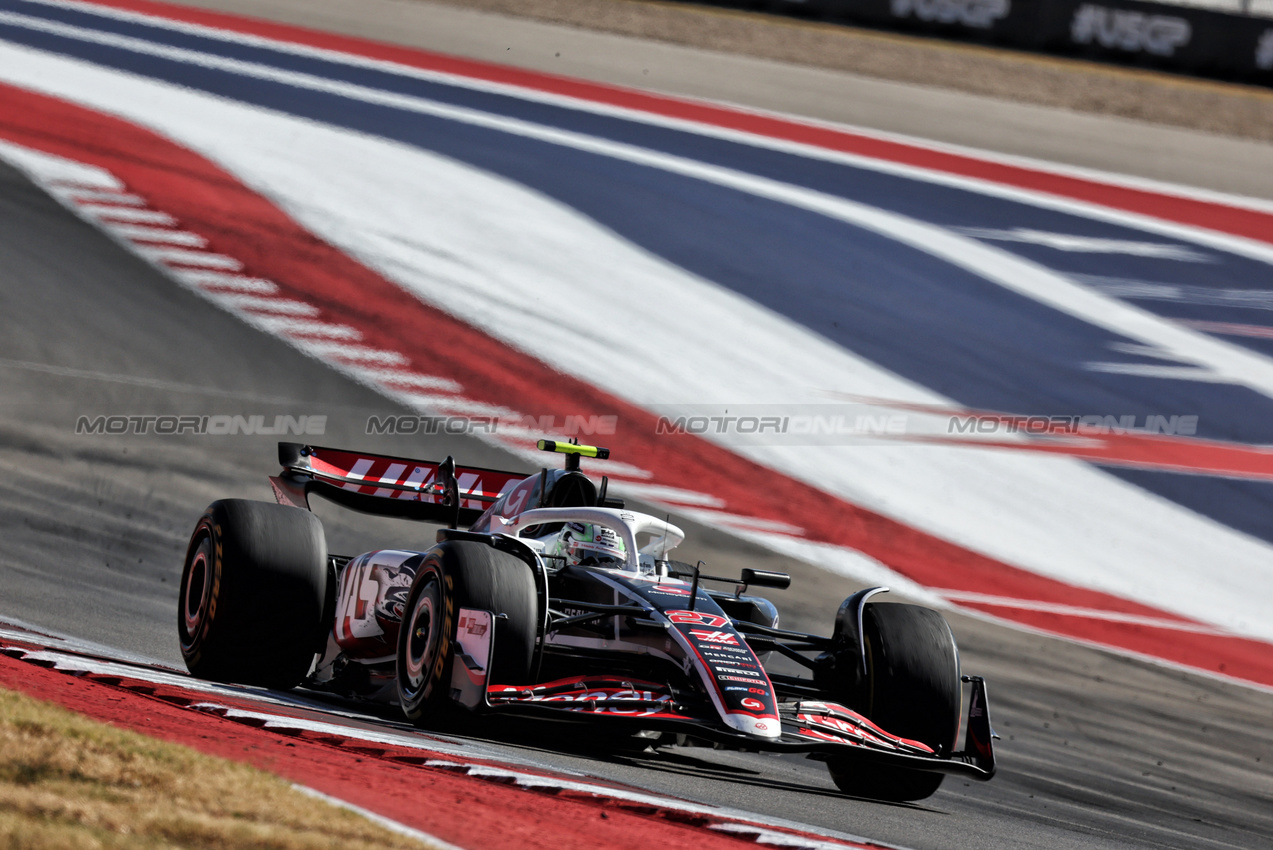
[177,440,996,801]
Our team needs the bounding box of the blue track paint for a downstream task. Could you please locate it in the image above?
[5,3,1273,543]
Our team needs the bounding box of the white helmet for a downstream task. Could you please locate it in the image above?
[548,522,627,569]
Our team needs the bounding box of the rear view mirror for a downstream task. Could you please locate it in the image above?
[741,568,791,589]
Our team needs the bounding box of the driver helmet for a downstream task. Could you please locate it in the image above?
[550,522,628,569]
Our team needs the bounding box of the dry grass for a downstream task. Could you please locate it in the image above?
[0,687,434,850]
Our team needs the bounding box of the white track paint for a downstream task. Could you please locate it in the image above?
[112,224,207,246]
[710,822,889,850]
[202,294,320,316]
[290,785,462,850]
[79,205,176,224]
[137,245,242,269]
[933,592,1235,634]
[4,15,1273,395]
[0,137,119,186]
[954,227,1213,261]
[172,270,279,293]
[2,40,1273,641]
[22,0,1273,227]
[52,186,144,205]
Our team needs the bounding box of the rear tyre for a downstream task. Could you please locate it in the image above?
[178,499,328,689]
[396,541,537,724]
[827,603,960,802]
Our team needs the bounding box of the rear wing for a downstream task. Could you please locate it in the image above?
[270,442,528,527]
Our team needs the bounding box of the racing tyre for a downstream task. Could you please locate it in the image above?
[827,603,960,802]
[178,499,328,689]
[396,540,537,724]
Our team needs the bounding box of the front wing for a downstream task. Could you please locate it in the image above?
[483,674,997,780]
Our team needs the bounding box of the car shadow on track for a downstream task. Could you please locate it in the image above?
[432,713,937,811]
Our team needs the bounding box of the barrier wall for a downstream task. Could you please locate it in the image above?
[714,0,1273,83]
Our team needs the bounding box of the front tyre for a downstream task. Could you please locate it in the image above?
[396,541,536,724]
[827,602,961,802]
[178,499,328,689]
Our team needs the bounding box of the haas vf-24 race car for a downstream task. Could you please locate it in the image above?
[177,440,996,801]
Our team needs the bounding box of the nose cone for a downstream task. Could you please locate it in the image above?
[725,712,781,738]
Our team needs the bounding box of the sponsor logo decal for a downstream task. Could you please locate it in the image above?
[701,645,751,657]
[797,727,844,744]
[1071,4,1191,56]
[1258,30,1273,71]
[714,667,762,677]
[458,615,488,637]
[666,610,728,627]
[497,475,536,518]
[890,0,1010,29]
[493,684,676,717]
[688,629,739,645]
[741,697,766,711]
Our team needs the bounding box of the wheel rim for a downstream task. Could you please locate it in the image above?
[401,576,441,698]
[180,535,213,649]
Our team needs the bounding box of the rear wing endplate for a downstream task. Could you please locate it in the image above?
[270,442,527,528]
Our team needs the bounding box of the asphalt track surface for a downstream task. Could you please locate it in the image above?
[0,7,1271,850]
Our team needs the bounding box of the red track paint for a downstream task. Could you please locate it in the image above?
[2,45,1271,689]
[0,644,903,850]
[953,605,1273,685]
[0,652,793,850]
[58,0,1273,246]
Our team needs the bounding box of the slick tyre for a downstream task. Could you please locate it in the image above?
[827,603,961,802]
[178,499,328,689]
[396,541,536,725]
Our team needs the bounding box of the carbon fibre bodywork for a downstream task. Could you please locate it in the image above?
[267,442,996,783]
